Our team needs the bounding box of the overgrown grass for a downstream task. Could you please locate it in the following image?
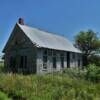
[0,73,99,100]
[0,91,11,100]
[0,63,100,100]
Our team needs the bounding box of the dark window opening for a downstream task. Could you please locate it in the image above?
[61,57,64,68]
[53,57,56,68]
[24,56,27,68]
[10,57,16,68]
[53,51,56,56]
[20,56,23,68]
[78,59,80,67]
[67,52,70,68]
[43,50,47,56]
[72,53,75,59]
[15,41,18,45]
[43,56,47,69]
[20,56,27,68]
[60,52,64,57]
[48,50,52,56]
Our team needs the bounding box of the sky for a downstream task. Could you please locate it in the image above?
[0,0,100,57]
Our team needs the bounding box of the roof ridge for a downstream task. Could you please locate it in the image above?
[17,23,67,40]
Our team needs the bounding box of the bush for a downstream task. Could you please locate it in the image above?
[88,55,100,66]
[0,91,11,100]
[62,68,86,79]
[86,64,100,82]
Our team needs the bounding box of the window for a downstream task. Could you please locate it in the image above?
[48,50,52,56]
[72,53,75,59]
[60,53,64,57]
[43,49,48,69]
[15,41,18,45]
[10,57,16,68]
[24,56,27,68]
[53,51,56,56]
[61,56,64,68]
[20,56,27,68]
[10,57,16,72]
[78,59,80,67]
[53,56,56,68]
[43,50,47,56]
[67,52,70,68]
[43,55,47,69]
[60,52,64,68]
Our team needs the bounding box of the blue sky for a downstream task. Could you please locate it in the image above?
[0,0,100,56]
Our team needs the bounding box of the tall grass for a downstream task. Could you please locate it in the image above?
[0,73,99,100]
[0,63,99,100]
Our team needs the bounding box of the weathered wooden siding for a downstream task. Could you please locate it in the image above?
[36,48,82,74]
[4,25,37,73]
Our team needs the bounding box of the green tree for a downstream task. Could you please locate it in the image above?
[75,30,100,65]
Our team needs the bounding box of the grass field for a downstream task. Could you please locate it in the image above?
[0,68,99,100]
[0,63,99,100]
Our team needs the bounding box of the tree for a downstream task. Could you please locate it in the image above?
[75,30,100,65]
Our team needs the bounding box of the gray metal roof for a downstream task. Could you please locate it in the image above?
[18,23,81,53]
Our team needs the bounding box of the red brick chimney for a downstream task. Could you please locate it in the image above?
[18,18,24,25]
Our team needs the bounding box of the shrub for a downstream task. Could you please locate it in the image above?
[86,64,100,82]
[0,91,11,100]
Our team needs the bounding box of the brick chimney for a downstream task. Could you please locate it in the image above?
[18,18,24,25]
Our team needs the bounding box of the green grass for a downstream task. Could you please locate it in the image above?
[0,64,99,100]
[0,91,11,100]
[0,73,99,100]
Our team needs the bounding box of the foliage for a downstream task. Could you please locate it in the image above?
[0,91,11,100]
[86,64,100,82]
[75,30,100,55]
[75,30,100,65]
[0,71,99,100]
[88,55,100,66]
[0,63,99,100]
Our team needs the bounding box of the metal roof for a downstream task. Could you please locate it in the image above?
[18,23,81,53]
